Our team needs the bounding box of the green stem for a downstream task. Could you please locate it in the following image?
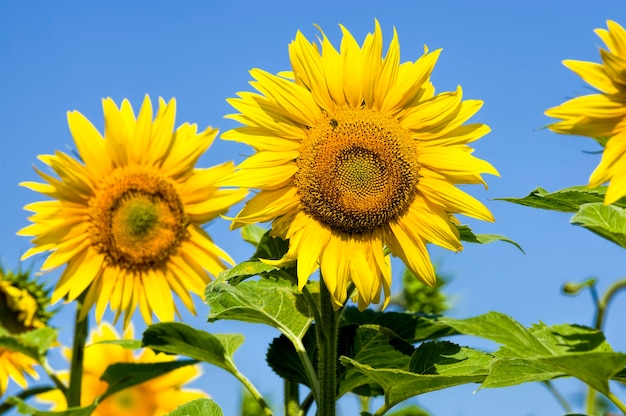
[606,391,626,415]
[42,360,68,397]
[284,380,300,416]
[228,358,273,416]
[372,402,391,416]
[67,292,88,407]
[542,381,571,413]
[300,392,314,416]
[316,279,339,416]
[0,386,55,415]
[587,278,626,415]
[593,278,626,331]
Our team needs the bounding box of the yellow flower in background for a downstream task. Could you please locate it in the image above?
[19,96,247,327]
[222,21,498,309]
[0,348,38,396]
[546,20,626,204]
[38,323,205,416]
[0,267,52,395]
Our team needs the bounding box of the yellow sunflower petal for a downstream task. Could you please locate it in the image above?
[563,59,620,94]
[22,96,243,327]
[225,22,495,310]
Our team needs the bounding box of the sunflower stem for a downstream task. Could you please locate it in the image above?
[284,380,300,416]
[542,381,571,413]
[67,292,88,408]
[42,359,68,397]
[316,278,339,416]
[227,357,273,416]
[586,277,626,415]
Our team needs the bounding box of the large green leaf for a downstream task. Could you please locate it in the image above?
[266,331,316,387]
[166,398,224,416]
[456,224,524,253]
[339,307,456,344]
[142,322,243,373]
[206,278,316,341]
[338,325,414,397]
[341,341,491,410]
[100,359,198,400]
[438,312,552,356]
[570,202,626,248]
[438,313,626,395]
[498,186,626,212]
[217,260,285,284]
[479,358,564,388]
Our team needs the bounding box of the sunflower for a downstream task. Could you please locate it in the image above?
[38,323,205,415]
[546,20,626,204]
[0,267,51,395]
[19,96,247,327]
[221,22,498,309]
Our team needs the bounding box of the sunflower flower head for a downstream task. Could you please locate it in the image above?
[0,266,52,395]
[546,20,626,204]
[38,322,206,416]
[19,96,247,327]
[221,21,498,310]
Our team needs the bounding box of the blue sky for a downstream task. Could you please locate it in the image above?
[2,1,626,415]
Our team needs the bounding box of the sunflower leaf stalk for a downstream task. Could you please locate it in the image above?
[67,292,88,407]
[316,279,340,416]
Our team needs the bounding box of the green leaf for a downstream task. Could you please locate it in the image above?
[438,313,626,395]
[240,224,267,246]
[340,341,491,409]
[0,336,39,361]
[142,322,243,373]
[91,339,142,350]
[339,307,457,344]
[570,202,626,248]
[217,229,294,285]
[266,331,316,387]
[0,386,56,415]
[6,396,96,416]
[479,358,564,388]
[339,325,415,397]
[217,260,285,284]
[166,398,224,416]
[0,327,59,362]
[20,327,58,356]
[498,186,626,212]
[206,278,316,341]
[251,229,290,260]
[456,224,524,253]
[100,359,198,401]
[386,405,431,416]
[438,312,552,356]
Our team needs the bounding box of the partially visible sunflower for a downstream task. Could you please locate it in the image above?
[546,20,626,204]
[0,267,52,395]
[221,22,498,309]
[19,96,247,327]
[38,322,205,416]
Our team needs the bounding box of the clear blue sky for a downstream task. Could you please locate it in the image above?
[2,1,626,415]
